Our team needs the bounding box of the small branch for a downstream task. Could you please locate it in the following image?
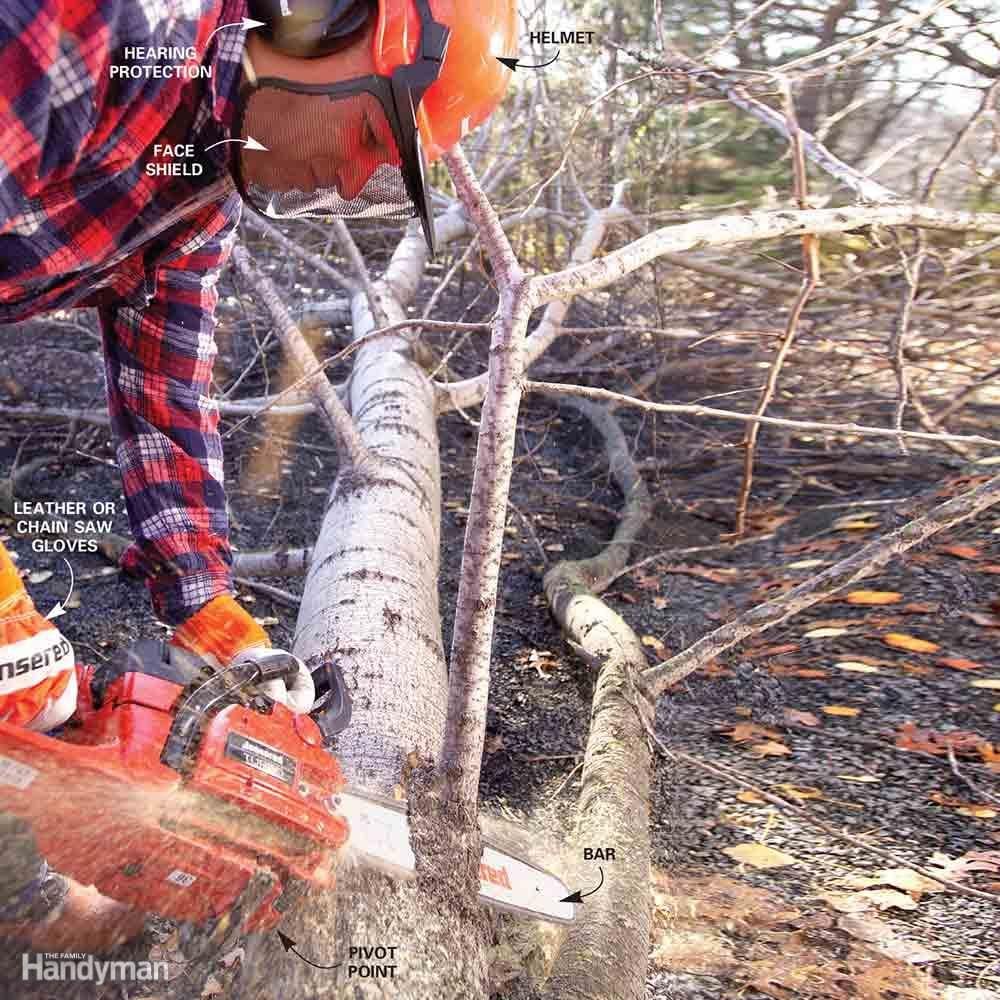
[234,576,301,609]
[231,244,369,470]
[735,79,821,535]
[523,380,1000,451]
[0,405,110,427]
[443,146,524,291]
[241,214,358,294]
[436,183,632,413]
[536,395,653,592]
[233,547,312,577]
[641,470,1000,698]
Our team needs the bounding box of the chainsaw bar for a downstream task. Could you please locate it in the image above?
[337,790,576,925]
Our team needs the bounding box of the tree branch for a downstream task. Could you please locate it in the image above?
[641,470,1000,698]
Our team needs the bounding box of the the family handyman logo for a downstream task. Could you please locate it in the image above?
[22,952,170,984]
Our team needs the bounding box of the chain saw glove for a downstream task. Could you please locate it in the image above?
[170,594,314,713]
[0,543,76,731]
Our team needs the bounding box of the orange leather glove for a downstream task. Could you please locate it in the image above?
[0,543,76,731]
[170,594,315,713]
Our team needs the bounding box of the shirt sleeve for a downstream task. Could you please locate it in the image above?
[0,0,217,224]
[99,197,241,626]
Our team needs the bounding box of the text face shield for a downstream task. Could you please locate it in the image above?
[233,81,420,224]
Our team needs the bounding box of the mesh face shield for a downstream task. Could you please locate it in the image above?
[232,6,448,252]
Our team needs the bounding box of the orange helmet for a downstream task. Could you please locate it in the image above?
[372,0,517,161]
[237,0,517,251]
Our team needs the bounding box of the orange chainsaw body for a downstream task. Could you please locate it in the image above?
[0,662,350,932]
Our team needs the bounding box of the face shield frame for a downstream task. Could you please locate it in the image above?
[232,0,450,255]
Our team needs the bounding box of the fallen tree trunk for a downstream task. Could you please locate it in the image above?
[237,228,496,999]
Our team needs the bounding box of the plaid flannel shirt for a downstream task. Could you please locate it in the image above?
[0,0,249,625]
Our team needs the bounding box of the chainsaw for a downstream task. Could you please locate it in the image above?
[0,641,575,944]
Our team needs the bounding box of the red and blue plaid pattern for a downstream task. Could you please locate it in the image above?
[0,0,249,624]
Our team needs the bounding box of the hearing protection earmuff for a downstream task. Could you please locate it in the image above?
[246,0,376,59]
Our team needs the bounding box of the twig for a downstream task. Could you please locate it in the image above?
[234,577,301,609]
[523,380,1000,450]
[947,745,1000,807]
[734,78,821,535]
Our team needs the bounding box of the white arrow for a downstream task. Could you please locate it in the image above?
[45,558,74,620]
[204,134,269,152]
[208,17,266,44]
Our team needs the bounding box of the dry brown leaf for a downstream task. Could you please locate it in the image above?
[846,591,902,606]
[862,888,920,911]
[927,850,1000,880]
[833,514,881,531]
[775,784,822,801]
[823,705,861,717]
[750,740,792,757]
[940,544,982,560]
[839,868,945,897]
[794,668,829,678]
[652,595,668,610]
[957,804,998,818]
[936,657,983,672]
[821,890,878,914]
[641,634,668,658]
[663,563,738,584]
[805,626,849,638]
[754,642,800,656]
[835,661,882,674]
[727,722,782,742]
[896,722,986,755]
[783,708,820,727]
[737,790,767,804]
[882,633,940,653]
[929,791,997,818]
[837,915,941,964]
[900,602,939,614]
[723,843,799,869]
[970,678,1000,689]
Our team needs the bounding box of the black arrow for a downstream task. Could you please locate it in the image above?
[559,866,604,904]
[277,930,342,970]
[497,50,561,72]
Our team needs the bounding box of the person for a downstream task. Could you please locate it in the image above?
[0,0,515,952]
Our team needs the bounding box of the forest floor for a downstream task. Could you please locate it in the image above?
[0,259,998,1000]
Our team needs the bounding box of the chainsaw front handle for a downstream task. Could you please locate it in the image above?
[234,648,315,716]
